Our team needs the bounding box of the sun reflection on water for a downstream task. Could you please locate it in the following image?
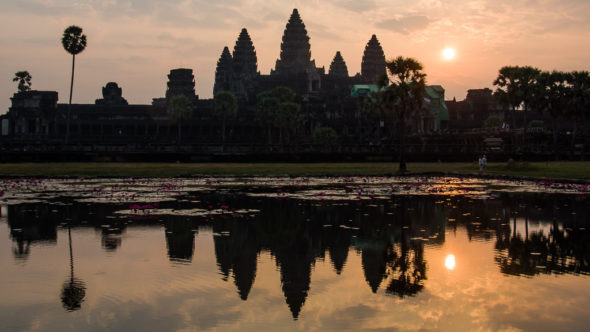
[445,254,456,270]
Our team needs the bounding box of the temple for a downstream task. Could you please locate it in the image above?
[361,35,386,82]
[1,8,457,160]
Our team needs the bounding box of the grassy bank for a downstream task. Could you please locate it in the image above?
[0,162,589,180]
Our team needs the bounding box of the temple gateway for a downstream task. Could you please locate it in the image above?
[1,8,450,159]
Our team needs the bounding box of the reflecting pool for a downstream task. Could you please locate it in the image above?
[1,176,589,331]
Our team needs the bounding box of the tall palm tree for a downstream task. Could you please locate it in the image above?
[214,91,238,150]
[61,25,87,142]
[375,56,426,173]
[13,71,32,92]
[493,67,519,141]
[167,94,193,144]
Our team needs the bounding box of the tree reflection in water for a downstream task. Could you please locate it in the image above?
[495,201,590,276]
[61,226,86,311]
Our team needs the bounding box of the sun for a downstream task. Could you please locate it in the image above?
[442,47,456,61]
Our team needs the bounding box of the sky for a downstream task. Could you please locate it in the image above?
[1,0,589,113]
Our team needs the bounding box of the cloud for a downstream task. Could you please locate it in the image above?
[332,0,378,13]
[306,22,344,41]
[376,15,431,34]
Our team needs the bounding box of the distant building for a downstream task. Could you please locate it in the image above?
[446,88,504,131]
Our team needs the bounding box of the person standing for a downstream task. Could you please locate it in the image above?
[478,155,483,173]
[481,154,487,173]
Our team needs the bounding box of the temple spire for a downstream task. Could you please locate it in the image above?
[232,28,258,79]
[361,34,386,83]
[213,46,233,96]
[329,51,349,78]
[274,8,313,75]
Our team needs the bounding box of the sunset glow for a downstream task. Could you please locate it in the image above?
[1,1,589,111]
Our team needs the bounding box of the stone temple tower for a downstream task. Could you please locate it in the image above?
[213,46,233,96]
[329,51,349,78]
[232,28,258,79]
[166,68,196,100]
[361,35,386,83]
[273,8,314,76]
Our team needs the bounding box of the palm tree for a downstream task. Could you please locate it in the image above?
[13,71,32,92]
[167,95,193,144]
[532,71,569,160]
[493,67,520,145]
[61,25,87,142]
[375,56,426,173]
[493,66,540,154]
[213,91,238,150]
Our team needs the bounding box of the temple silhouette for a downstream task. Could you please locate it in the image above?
[0,8,456,161]
[2,8,586,160]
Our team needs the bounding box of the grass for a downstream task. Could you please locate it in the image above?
[0,161,589,181]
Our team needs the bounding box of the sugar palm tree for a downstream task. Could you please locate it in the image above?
[375,56,426,173]
[493,65,540,154]
[13,71,32,92]
[61,25,87,142]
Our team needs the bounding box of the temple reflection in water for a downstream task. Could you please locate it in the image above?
[4,191,589,319]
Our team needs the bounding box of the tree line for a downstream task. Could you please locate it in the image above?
[493,66,590,157]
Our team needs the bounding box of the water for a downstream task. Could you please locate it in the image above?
[1,176,589,331]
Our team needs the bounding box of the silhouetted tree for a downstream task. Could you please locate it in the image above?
[167,94,193,143]
[255,86,299,148]
[213,91,238,149]
[493,65,540,154]
[277,101,301,147]
[532,71,569,159]
[13,71,32,92]
[61,25,87,142]
[374,56,426,173]
[362,93,392,143]
[312,126,338,150]
[256,93,279,145]
[565,71,590,155]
